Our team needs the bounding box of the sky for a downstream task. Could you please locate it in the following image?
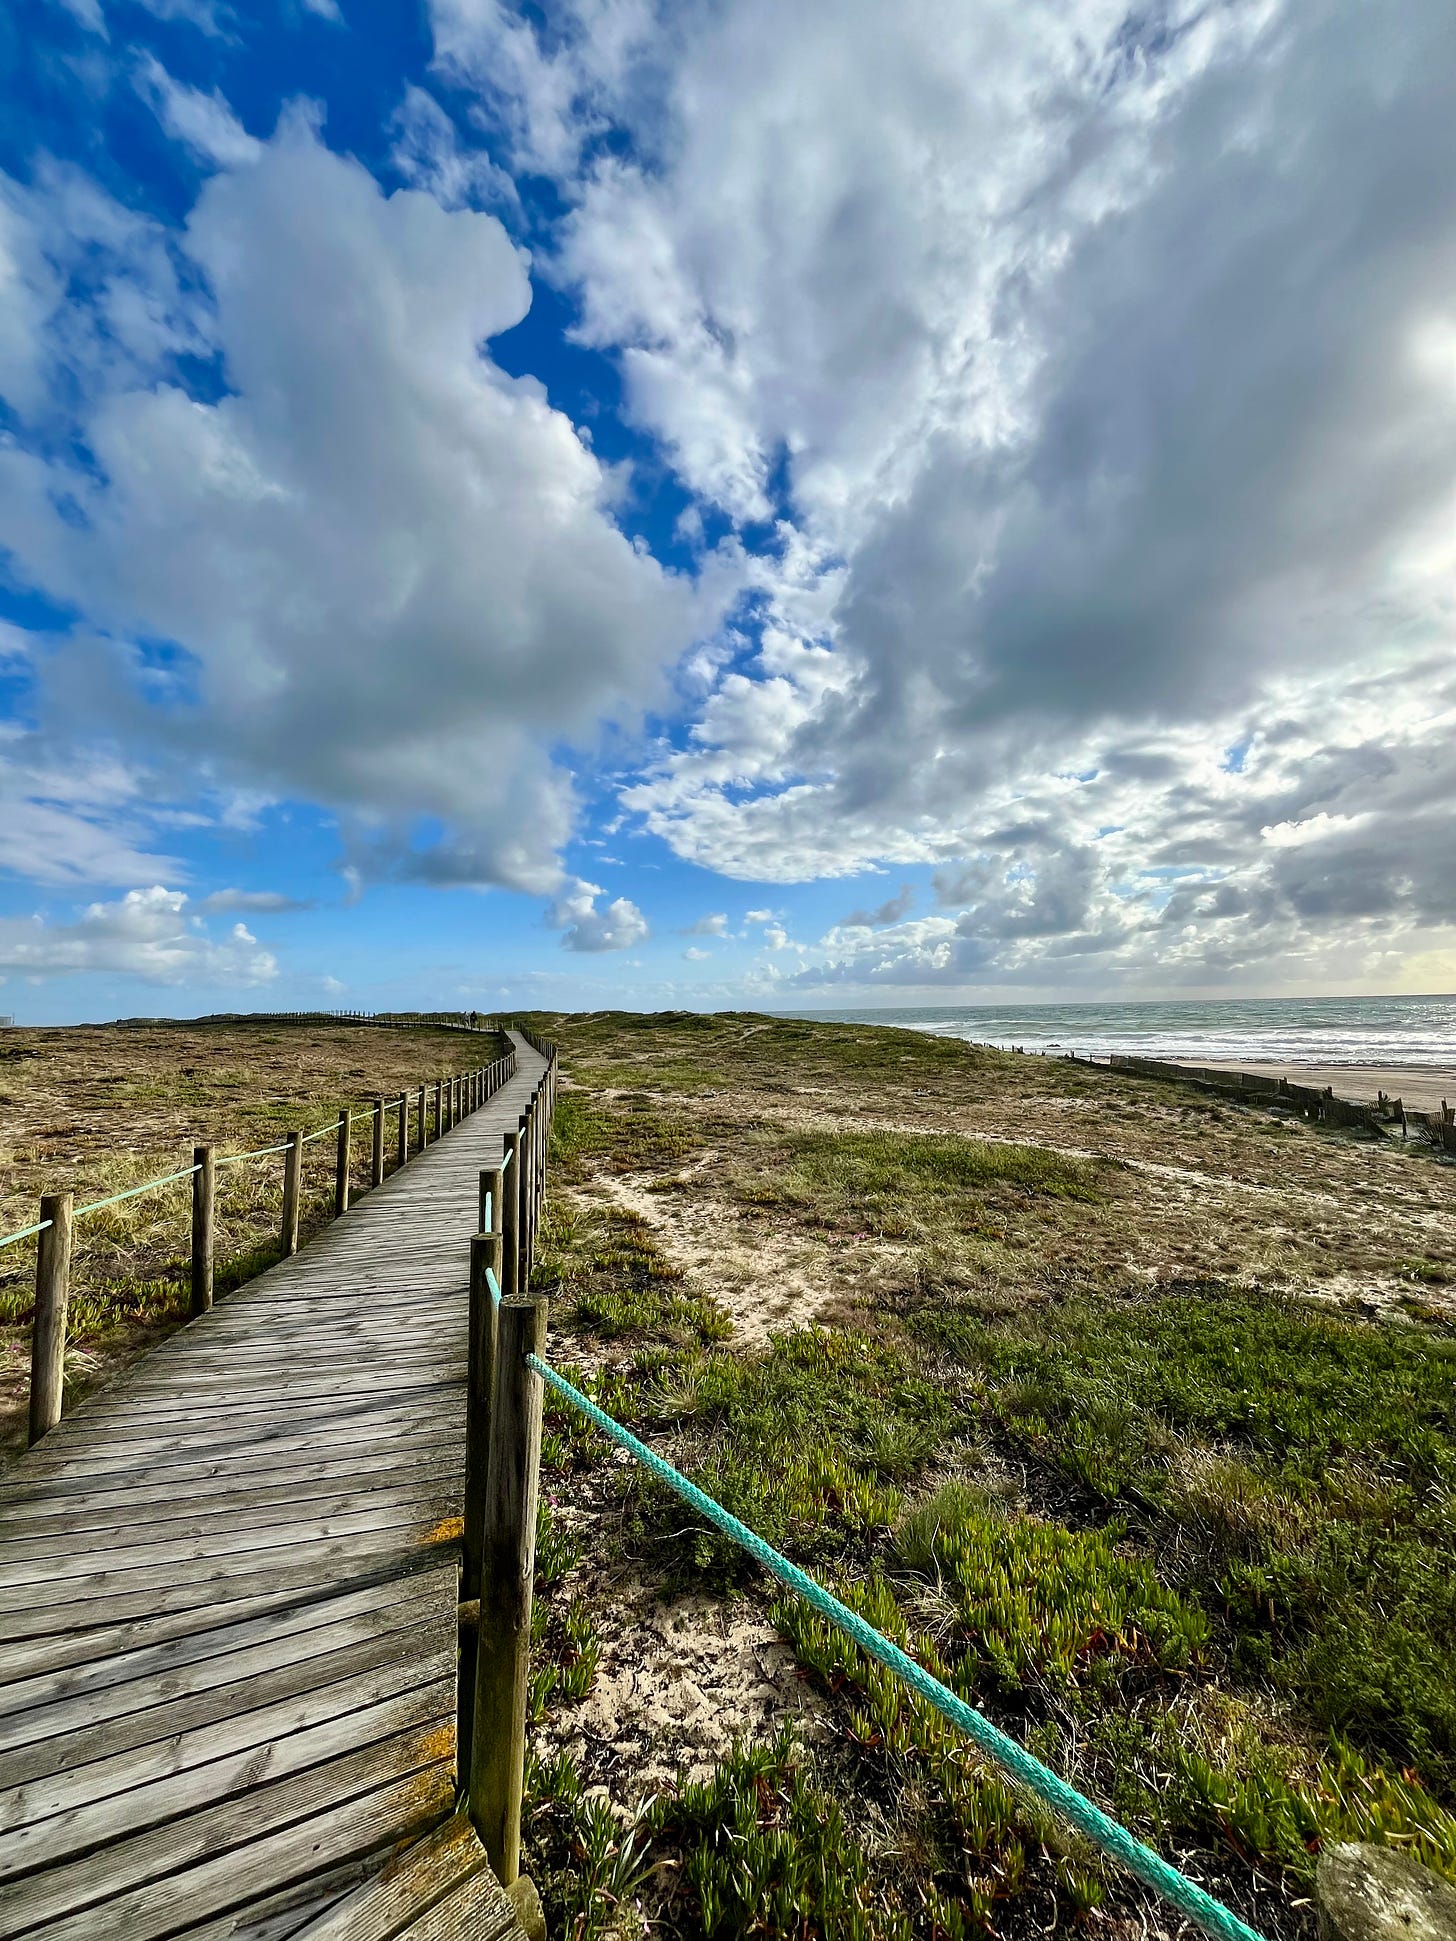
[0,0,1453,1023]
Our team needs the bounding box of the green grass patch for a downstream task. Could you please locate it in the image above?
[742,1127,1107,1221]
[935,1284,1456,1796]
[633,1327,967,1576]
[548,1088,704,1185]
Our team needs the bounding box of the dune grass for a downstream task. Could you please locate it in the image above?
[521,1008,1456,1940]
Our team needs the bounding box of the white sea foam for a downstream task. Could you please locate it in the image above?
[791,996,1456,1066]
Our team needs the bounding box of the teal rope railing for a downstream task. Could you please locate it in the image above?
[528,1355,1265,1941]
[0,1218,52,1251]
[216,1139,294,1168]
[74,1164,202,1218]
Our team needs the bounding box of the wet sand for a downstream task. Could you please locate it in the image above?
[1199,1060,1456,1114]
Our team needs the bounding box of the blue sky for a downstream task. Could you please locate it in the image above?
[1,0,1453,1022]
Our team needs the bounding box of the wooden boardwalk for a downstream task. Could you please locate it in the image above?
[0,1033,547,1940]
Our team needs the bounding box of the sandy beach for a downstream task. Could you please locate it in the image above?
[1199,1059,1456,1113]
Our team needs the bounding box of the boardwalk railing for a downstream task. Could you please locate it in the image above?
[2,1029,518,1445]
[454,1034,558,1890]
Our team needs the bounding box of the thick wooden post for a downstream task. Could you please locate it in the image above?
[29,1191,73,1445]
[458,1219,502,1782]
[281,1131,302,1255]
[501,1129,521,1295]
[470,1296,548,1885]
[527,1095,541,1276]
[479,1162,502,1237]
[371,1097,385,1188]
[396,1092,407,1171]
[190,1145,216,1317]
[518,1102,531,1286]
[334,1108,350,1217]
[434,1079,443,1141]
[417,1084,427,1148]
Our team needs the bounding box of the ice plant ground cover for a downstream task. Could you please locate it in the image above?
[519,1009,1456,1941]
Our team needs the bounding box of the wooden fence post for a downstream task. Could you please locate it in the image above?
[334,1109,350,1217]
[29,1191,73,1445]
[459,1183,504,1776]
[517,1108,534,1289]
[418,1083,427,1148]
[434,1079,443,1141]
[371,1097,385,1188]
[190,1144,216,1317]
[479,1162,501,1238]
[502,1128,521,1295]
[396,1091,407,1171]
[469,1295,548,1885]
[281,1131,302,1256]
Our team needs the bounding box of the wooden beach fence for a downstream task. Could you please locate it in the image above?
[1105,1051,1456,1154]
[459,1026,558,1889]
[7,1016,517,1446]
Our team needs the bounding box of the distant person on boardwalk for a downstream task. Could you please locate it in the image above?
[469,1010,478,1030]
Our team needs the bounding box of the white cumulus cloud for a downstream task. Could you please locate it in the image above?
[0,886,277,984]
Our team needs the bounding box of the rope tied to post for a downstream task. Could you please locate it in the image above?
[527,1354,1265,1941]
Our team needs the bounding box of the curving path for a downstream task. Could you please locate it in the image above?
[0,1032,546,1940]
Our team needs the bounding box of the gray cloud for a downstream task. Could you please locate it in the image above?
[842,883,913,928]
[200,888,314,913]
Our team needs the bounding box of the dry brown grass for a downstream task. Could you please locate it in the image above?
[531,1008,1456,1323]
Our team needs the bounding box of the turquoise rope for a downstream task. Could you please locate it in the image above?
[527,1355,1264,1941]
[217,1139,294,1167]
[75,1165,201,1217]
[486,1264,501,1301]
[0,1219,52,1251]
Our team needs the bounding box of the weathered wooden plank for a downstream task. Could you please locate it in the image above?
[0,1455,457,1543]
[21,1760,457,1941]
[0,1439,459,1516]
[173,1863,365,1941]
[0,1617,452,1791]
[0,1500,453,1590]
[5,1413,462,1489]
[0,1685,453,1888]
[13,1391,463,1461]
[0,1571,435,1725]
[0,1527,456,1624]
[0,1659,452,1838]
[0,1599,436,1760]
[0,1486,455,1566]
[0,1549,442,1644]
[287,1813,488,1941]
[0,1721,454,1933]
[391,1866,522,1941]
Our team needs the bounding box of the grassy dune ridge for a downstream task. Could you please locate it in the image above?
[519,1009,1456,1941]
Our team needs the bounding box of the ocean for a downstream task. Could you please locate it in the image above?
[789,994,1455,1066]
